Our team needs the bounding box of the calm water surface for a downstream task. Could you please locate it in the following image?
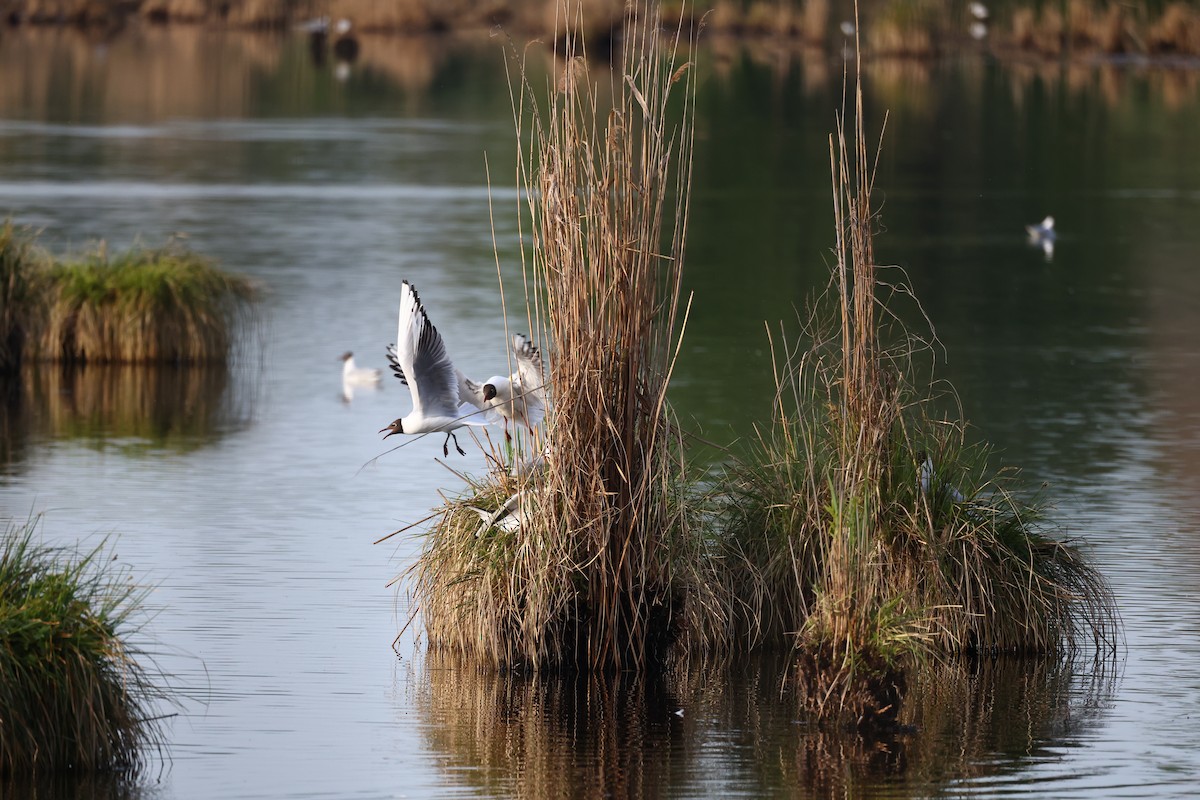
[1,28,1199,798]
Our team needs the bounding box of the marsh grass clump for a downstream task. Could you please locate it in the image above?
[411,1,725,671]
[0,221,46,372]
[0,516,168,774]
[29,243,257,365]
[715,61,1117,722]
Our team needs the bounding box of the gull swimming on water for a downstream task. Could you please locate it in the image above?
[1025,215,1056,260]
[379,280,489,457]
[480,334,547,441]
[340,351,382,387]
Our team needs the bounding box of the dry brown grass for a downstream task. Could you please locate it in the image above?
[1148,2,1200,54]
[411,1,724,672]
[0,221,46,372]
[713,10,1118,722]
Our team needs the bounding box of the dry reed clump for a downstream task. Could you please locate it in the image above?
[865,0,943,58]
[29,243,257,365]
[0,515,170,774]
[713,55,1117,722]
[1148,2,1200,55]
[0,221,47,372]
[1001,1,1200,57]
[411,1,723,671]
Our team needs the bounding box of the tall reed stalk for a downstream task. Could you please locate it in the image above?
[413,1,721,671]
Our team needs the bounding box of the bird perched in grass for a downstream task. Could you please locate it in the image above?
[480,334,547,441]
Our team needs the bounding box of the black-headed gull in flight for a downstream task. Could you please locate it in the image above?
[340,351,382,386]
[480,334,547,441]
[380,280,489,457]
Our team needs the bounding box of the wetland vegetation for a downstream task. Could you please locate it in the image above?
[0,222,257,369]
[406,1,1118,725]
[0,516,168,774]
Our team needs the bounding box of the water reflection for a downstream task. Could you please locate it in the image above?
[415,651,1117,797]
[0,772,153,800]
[0,362,253,473]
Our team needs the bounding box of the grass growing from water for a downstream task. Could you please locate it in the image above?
[714,45,1117,721]
[32,243,258,364]
[0,224,257,366]
[410,1,724,671]
[0,516,169,774]
[0,221,46,372]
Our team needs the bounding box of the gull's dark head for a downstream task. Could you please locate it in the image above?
[380,419,404,438]
[483,383,498,402]
[340,351,353,362]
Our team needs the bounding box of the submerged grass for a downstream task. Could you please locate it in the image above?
[0,224,257,366]
[0,515,169,774]
[411,1,724,671]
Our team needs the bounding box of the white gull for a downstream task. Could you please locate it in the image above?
[379,280,489,456]
[1025,215,1056,259]
[340,351,382,387]
[480,334,547,441]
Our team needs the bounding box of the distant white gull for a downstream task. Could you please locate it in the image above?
[1025,215,1056,260]
[480,334,548,441]
[379,280,489,457]
[340,351,382,387]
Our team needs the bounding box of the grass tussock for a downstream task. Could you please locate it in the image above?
[412,1,724,671]
[0,222,47,372]
[713,51,1117,721]
[409,2,1117,721]
[0,226,258,366]
[0,516,169,774]
[32,243,258,364]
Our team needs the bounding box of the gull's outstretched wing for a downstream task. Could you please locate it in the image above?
[385,343,408,386]
[512,334,547,426]
[394,280,461,419]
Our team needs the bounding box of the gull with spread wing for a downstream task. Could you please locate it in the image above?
[480,333,547,441]
[379,280,488,456]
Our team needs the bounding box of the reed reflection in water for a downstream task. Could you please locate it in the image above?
[0,362,254,473]
[413,650,1117,798]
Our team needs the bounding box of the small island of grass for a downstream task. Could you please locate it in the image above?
[0,516,170,774]
[1,223,257,370]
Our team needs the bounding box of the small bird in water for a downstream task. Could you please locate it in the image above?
[1025,215,1056,260]
[480,334,548,442]
[340,351,382,387]
[380,280,489,457]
